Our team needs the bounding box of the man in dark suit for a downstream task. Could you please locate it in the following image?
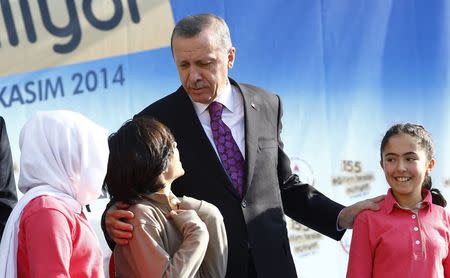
[103,14,381,277]
[0,117,17,240]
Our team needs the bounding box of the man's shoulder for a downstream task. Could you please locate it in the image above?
[134,87,185,119]
[234,80,279,102]
[234,81,281,112]
[238,82,274,95]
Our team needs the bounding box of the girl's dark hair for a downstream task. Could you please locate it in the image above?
[104,117,175,204]
[380,123,446,207]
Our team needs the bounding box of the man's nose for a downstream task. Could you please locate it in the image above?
[188,67,202,82]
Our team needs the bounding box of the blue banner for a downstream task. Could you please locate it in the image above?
[1,1,449,276]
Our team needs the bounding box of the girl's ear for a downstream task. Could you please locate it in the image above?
[158,166,170,184]
[158,168,169,186]
[427,158,436,173]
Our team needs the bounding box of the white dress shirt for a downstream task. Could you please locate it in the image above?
[191,82,246,159]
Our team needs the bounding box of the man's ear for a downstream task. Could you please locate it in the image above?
[227,47,236,69]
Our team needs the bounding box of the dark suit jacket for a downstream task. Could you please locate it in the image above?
[131,79,345,277]
[0,117,17,240]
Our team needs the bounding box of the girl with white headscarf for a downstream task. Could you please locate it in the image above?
[0,110,109,277]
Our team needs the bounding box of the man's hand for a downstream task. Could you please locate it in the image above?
[338,195,385,229]
[105,201,134,245]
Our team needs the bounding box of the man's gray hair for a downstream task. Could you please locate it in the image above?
[170,14,232,52]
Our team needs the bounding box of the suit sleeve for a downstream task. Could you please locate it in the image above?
[346,213,374,277]
[0,117,17,240]
[275,96,345,240]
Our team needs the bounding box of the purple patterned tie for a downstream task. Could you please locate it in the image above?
[208,101,245,196]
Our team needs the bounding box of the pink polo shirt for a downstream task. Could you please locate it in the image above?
[347,189,450,278]
[17,195,104,278]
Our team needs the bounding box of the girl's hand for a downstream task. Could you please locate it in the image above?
[165,209,186,219]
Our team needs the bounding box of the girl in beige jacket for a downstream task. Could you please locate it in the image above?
[104,117,227,278]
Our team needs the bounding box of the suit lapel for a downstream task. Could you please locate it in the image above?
[234,81,260,196]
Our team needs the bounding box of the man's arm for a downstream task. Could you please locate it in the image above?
[274,96,345,239]
[279,169,346,240]
[0,117,17,240]
[274,96,380,239]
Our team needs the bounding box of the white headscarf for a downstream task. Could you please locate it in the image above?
[0,110,109,278]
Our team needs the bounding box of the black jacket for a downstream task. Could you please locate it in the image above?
[0,117,17,240]
[131,79,345,277]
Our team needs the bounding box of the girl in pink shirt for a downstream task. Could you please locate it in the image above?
[347,123,450,278]
[0,111,109,277]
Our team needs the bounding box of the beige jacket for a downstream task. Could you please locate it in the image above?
[114,192,227,278]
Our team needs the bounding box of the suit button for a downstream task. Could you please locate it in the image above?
[241,200,247,208]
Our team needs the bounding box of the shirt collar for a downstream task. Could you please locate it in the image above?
[191,82,234,116]
[143,191,180,210]
[385,188,432,214]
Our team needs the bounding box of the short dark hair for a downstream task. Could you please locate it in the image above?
[170,13,232,52]
[104,117,175,204]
